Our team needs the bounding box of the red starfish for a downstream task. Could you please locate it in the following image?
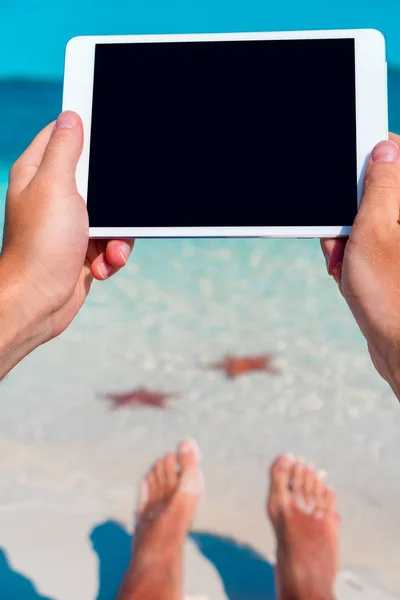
[210,354,280,379]
[99,388,178,410]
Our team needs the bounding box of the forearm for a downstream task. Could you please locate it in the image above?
[367,337,400,403]
[0,271,44,380]
[384,357,400,404]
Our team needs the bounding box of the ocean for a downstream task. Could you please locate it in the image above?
[2,5,400,600]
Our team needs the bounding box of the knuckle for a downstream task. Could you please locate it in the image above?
[52,129,73,147]
[352,213,393,250]
[368,221,391,245]
[358,215,388,241]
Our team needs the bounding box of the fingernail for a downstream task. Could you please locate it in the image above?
[98,261,113,280]
[55,111,79,130]
[285,453,295,461]
[118,242,132,265]
[324,252,331,272]
[372,140,400,163]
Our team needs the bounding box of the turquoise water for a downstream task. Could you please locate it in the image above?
[2,0,400,78]
[2,0,400,173]
[2,69,400,186]
[1,20,400,333]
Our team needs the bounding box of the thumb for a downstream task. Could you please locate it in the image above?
[357,139,400,226]
[36,111,83,195]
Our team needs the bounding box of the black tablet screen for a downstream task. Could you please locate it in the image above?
[87,38,357,228]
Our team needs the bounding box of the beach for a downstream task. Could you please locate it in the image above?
[1,44,400,598]
[1,175,400,598]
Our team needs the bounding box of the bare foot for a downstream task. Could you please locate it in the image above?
[117,440,203,600]
[267,455,339,600]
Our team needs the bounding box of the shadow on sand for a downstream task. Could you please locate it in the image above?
[190,531,276,600]
[90,521,132,600]
[89,519,277,600]
[0,548,53,600]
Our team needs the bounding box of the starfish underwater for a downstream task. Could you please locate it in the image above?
[99,387,178,410]
[210,354,280,379]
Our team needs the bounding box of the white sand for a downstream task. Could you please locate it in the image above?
[0,449,395,600]
[0,446,395,600]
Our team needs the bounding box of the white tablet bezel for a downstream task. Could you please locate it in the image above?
[62,29,388,238]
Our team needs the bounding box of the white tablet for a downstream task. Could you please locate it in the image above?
[62,29,388,238]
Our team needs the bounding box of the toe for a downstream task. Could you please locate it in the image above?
[303,464,317,512]
[267,454,293,516]
[164,452,179,496]
[138,469,158,517]
[313,470,326,518]
[324,486,337,516]
[154,458,168,502]
[291,459,307,512]
[177,439,202,496]
[136,478,150,518]
[147,468,160,509]
[177,439,200,471]
[291,458,305,496]
[316,484,340,526]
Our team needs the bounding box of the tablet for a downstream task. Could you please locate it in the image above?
[62,29,388,238]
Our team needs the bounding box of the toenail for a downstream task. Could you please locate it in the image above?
[277,455,291,467]
[179,438,201,460]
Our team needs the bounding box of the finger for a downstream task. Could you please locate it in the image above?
[321,135,400,282]
[91,253,119,280]
[105,239,135,267]
[35,111,84,197]
[357,139,400,226]
[320,238,347,285]
[8,121,56,194]
[86,239,106,265]
[87,239,134,280]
